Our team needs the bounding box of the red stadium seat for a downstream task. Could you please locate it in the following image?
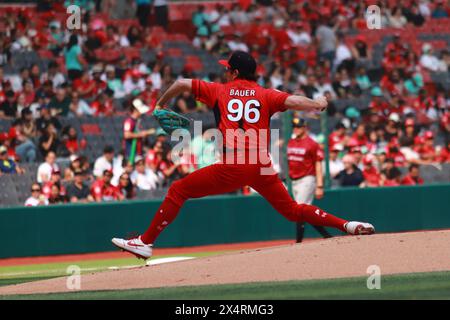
[81,124,102,136]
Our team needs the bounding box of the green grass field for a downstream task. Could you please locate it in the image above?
[1,271,450,300]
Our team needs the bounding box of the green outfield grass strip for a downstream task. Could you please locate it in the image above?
[2,271,450,300]
[0,251,229,281]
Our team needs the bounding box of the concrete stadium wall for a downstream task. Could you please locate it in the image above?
[1,184,449,259]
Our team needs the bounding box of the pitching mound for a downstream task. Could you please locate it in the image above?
[1,230,450,296]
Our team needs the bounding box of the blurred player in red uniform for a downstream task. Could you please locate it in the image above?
[112,51,375,259]
[287,117,332,242]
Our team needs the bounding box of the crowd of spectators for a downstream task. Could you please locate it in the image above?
[0,0,449,207]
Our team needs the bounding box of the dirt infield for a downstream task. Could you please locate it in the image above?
[0,239,293,267]
[1,230,450,296]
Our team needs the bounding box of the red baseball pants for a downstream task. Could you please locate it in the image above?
[141,163,347,244]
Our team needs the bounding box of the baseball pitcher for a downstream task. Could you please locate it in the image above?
[112,51,374,259]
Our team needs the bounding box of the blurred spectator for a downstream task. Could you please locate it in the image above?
[48,183,68,204]
[104,65,126,99]
[420,43,447,72]
[127,26,141,47]
[401,164,424,185]
[118,172,136,199]
[228,33,249,52]
[136,0,152,27]
[334,154,364,187]
[287,22,311,47]
[47,21,65,56]
[131,156,160,190]
[0,90,17,119]
[355,67,371,90]
[42,168,66,199]
[64,34,85,81]
[123,99,154,162]
[73,70,97,99]
[417,130,437,162]
[405,3,425,27]
[0,145,23,174]
[94,145,115,178]
[328,122,347,150]
[327,145,344,178]
[91,169,124,202]
[37,151,59,183]
[91,88,115,116]
[229,3,249,24]
[389,7,408,28]
[334,33,353,72]
[174,91,197,113]
[381,158,402,186]
[36,104,61,134]
[361,155,382,187]
[315,19,337,66]
[124,69,146,95]
[61,126,82,156]
[24,183,49,207]
[154,0,169,30]
[66,169,95,203]
[437,141,450,163]
[68,91,95,116]
[38,122,60,157]
[192,5,211,35]
[63,154,82,182]
[351,36,372,62]
[48,86,71,117]
[15,109,38,163]
[431,1,449,18]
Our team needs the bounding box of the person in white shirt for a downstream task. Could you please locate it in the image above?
[25,183,49,207]
[314,77,336,99]
[326,145,345,178]
[123,69,146,95]
[130,156,160,191]
[334,35,353,71]
[229,3,249,24]
[418,0,431,17]
[287,22,311,47]
[93,145,115,178]
[40,61,66,89]
[37,151,59,183]
[228,33,249,52]
[420,43,447,72]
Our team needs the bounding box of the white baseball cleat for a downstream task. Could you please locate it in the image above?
[111,236,153,260]
[344,221,375,235]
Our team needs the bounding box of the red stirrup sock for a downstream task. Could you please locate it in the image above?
[298,204,347,233]
[140,198,181,244]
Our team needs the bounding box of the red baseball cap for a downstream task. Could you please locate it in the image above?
[351,146,362,153]
[424,131,434,139]
[414,136,425,145]
[363,156,373,165]
[131,69,141,77]
[405,118,415,127]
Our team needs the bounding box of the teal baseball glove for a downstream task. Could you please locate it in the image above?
[153,108,191,135]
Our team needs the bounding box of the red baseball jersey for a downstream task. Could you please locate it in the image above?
[91,179,122,201]
[287,136,323,179]
[362,167,382,187]
[192,79,290,158]
[401,174,424,186]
